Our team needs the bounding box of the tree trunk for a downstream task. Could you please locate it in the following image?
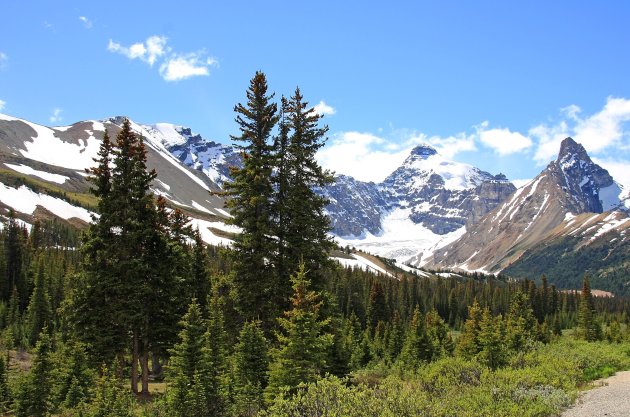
[131,330,139,394]
[141,324,149,395]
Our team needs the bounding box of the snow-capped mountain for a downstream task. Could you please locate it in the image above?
[0,114,237,245]
[421,137,629,274]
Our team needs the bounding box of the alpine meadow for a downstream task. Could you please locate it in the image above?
[0,2,630,416]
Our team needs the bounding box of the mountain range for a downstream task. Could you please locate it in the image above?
[0,113,628,294]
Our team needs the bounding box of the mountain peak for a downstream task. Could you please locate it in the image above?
[557,137,588,162]
[410,144,438,158]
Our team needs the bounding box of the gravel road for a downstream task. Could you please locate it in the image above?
[561,371,630,417]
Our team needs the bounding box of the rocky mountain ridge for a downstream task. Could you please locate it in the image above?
[421,137,627,273]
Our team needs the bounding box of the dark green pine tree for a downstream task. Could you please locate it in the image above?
[265,264,333,403]
[70,127,126,366]
[190,229,211,310]
[276,88,335,292]
[399,306,433,367]
[14,331,53,417]
[366,281,387,331]
[4,210,27,306]
[576,275,602,341]
[166,299,209,417]
[25,264,52,346]
[203,291,230,416]
[224,71,279,327]
[232,320,269,417]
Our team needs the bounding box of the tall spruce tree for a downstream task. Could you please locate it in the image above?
[71,120,184,394]
[275,88,335,292]
[577,275,602,341]
[224,71,279,326]
[265,264,332,403]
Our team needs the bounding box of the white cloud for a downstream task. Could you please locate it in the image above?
[108,36,218,81]
[477,121,533,155]
[313,100,336,116]
[317,132,409,183]
[0,99,5,112]
[531,97,630,163]
[49,108,63,123]
[0,52,7,69]
[159,54,218,82]
[317,129,476,183]
[79,16,93,29]
[108,35,168,66]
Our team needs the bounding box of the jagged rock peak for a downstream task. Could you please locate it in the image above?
[409,144,438,158]
[557,137,589,163]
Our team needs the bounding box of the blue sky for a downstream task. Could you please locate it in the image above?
[1,1,630,187]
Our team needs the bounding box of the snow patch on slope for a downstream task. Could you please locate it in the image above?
[336,207,465,264]
[5,163,69,184]
[0,183,92,222]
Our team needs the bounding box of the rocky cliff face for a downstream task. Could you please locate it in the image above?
[420,137,626,272]
[335,145,516,237]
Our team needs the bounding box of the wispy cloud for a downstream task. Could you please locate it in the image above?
[108,36,168,66]
[531,97,630,163]
[79,16,93,29]
[0,99,6,112]
[49,108,63,123]
[159,54,218,82]
[0,52,8,69]
[314,100,336,116]
[107,35,218,81]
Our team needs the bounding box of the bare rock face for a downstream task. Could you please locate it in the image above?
[320,175,387,238]
[421,137,624,273]
[167,129,241,187]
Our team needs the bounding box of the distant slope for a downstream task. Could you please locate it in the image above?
[503,211,630,295]
[421,137,626,274]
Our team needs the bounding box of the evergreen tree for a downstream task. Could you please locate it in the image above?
[71,120,186,394]
[0,355,10,413]
[505,292,536,351]
[224,71,279,327]
[576,275,602,341]
[456,299,483,359]
[14,331,53,417]
[477,309,506,370]
[265,264,333,402]
[166,300,210,417]
[25,264,52,346]
[88,366,134,417]
[425,309,454,359]
[232,320,269,417]
[275,88,335,291]
[366,281,387,330]
[399,306,432,367]
[204,291,230,416]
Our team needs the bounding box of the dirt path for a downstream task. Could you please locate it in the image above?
[561,371,630,417]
